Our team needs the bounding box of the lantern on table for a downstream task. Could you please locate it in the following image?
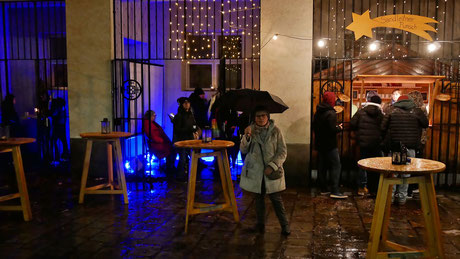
[101,118,111,134]
[202,126,212,143]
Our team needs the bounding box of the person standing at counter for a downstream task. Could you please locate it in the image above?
[313,92,347,199]
[381,95,428,205]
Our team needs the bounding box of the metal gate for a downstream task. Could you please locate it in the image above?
[112,0,261,179]
[312,0,460,187]
[0,1,68,164]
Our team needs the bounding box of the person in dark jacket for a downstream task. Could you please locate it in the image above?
[1,94,20,137]
[313,92,347,199]
[173,97,199,177]
[350,95,384,195]
[50,97,69,161]
[382,89,401,115]
[143,110,175,174]
[189,87,209,129]
[381,95,429,205]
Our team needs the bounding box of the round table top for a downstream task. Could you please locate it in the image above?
[174,139,235,149]
[0,138,36,146]
[80,132,133,139]
[358,157,446,174]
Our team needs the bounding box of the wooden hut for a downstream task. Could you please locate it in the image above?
[311,45,460,186]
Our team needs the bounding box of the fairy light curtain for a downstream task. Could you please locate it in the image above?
[113,0,260,64]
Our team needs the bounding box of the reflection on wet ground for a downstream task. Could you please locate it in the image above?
[0,165,459,258]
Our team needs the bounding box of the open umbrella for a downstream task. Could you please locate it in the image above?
[220,89,289,114]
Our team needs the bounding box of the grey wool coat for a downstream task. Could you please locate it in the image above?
[239,120,287,194]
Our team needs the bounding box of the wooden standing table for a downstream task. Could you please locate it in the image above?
[358,157,446,259]
[0,138,35,221]
[174,140,240,233]
[79,132,132,204]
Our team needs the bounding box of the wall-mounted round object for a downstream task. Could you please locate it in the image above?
[435,93,451,102]
[122,80,143,100]
[337,93,350,102]
[334,106,344,113]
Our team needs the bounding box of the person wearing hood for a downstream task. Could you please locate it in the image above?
[173,97,199,178]
[189,87,209,129]
[350,95,384,196]
[381,95,429,205]
[240,106,290,235]
[312,92,347,199]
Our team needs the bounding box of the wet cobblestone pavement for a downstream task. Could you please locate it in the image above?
[1,166,460,258]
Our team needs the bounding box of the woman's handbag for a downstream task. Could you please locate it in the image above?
[258,143,283,180]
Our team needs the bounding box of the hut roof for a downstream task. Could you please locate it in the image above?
[313,44,455,80]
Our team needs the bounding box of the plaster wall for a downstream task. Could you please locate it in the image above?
[66,0,113,137]
[261,0,313,185]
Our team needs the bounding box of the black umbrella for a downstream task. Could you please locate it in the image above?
[220,89,289,114]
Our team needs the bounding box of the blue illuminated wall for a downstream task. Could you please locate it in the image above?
[0,1,68,160]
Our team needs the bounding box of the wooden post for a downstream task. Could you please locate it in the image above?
[12,146,32,221]
[359,78,365,108]
[419,174,445,258]
[114,140,129,204]
[367,174,390,259]
[79,140,93,204]
[107,142,114,190]
[428,80,441,126]
[185,150,199,233]
[222,149,239,222]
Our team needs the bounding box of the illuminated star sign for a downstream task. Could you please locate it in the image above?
[346,10,438,41]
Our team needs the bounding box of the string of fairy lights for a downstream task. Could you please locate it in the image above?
[164,0,260,61]
[314,0,459,59]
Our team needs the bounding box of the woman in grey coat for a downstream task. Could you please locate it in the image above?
[240,106,290,235]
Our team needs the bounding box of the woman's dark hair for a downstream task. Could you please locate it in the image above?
[143,110,155,119]
[1,94,18,126]
[252,105,270,121]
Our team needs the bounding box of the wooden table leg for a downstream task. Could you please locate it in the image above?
[367,174,391,259]
[222,149,239,222]
[114,140,128,204]
[107,142,114,190]
[185,149,199,233]
[79,140,93,204]
[216,151,231,206]
[419,174,444,258]
[11,146,32,221]
[380,182,394,248]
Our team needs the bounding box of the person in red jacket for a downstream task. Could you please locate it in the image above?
[143,110,176,174]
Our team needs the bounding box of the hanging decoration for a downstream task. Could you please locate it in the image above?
[346,10,438,41]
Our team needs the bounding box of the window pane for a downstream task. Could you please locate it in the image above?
[218,36,242,59]
[186,35,213,59]
[189,64,212,89]
[218,64,241,89]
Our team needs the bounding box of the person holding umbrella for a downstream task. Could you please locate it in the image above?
[240,106,290,235]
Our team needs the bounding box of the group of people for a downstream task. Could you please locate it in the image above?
[0,93,69,162]
[313,89,428,204]
[143,90,291,235]
[142,87,216,180]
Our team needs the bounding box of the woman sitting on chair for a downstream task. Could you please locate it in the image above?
[142,110,175,174]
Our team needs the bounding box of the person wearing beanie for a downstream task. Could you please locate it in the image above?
[381,94,428,205]
[189,87,209,129]
[313,92,347,199]
[350,93,384,196]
